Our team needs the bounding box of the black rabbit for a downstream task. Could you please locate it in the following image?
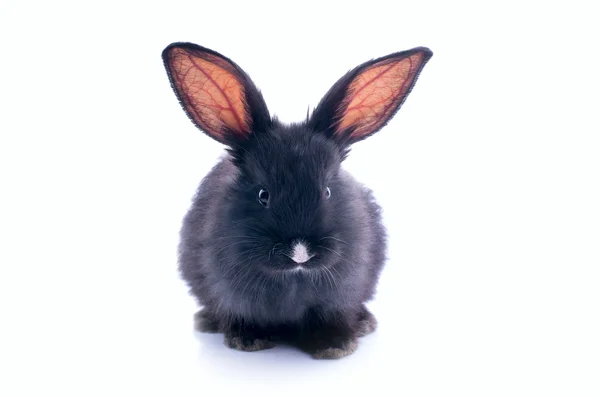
[162,43,432,359]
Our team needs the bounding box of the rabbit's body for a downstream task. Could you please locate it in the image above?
[162,43,431,358]
[179,148,386,327]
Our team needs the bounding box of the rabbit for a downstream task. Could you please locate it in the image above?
[162,42,432,359]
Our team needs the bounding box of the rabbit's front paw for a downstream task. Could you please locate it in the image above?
[194,308,220,333]
[357,306,377,337]
[312,337,358,359]
[224,335,276,352]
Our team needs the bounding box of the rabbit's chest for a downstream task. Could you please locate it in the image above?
[225,277,330,324]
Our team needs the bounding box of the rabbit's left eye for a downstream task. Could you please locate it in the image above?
[258,189,270,207]
[325,187,331,199]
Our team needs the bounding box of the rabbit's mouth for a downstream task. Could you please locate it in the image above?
[261,239,339,274]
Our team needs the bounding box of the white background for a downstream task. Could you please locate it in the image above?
[1,1,599,397]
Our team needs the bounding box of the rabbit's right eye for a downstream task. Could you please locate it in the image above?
[258,189,270,208]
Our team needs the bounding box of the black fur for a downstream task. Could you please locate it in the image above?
[163,43,432,359]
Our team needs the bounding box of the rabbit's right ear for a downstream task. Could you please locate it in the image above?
[162,43,271,146]
[309,47,432,147]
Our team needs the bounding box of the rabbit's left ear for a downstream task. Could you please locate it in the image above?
[309,47,432,146]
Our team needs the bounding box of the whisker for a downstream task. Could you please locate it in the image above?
[211,235,263,241]
[229,221,267,235]
[214,240,259,257]
[319,236,348,245]
[224,243,259,281]
[318,245,354,264]
[324,267,338,290]
[240,269,262,298]
[308,270,318,291]
[330,265,343,282]
[268,243,282,261]
[220,247,260,278]
[318,245,342,258]
[219,243,258,276]
[321,267,333,290]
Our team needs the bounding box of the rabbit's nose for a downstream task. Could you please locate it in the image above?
[287,241,314,264]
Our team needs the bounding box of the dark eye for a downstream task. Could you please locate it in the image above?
[258,189,270,207]
[325,186,331,199]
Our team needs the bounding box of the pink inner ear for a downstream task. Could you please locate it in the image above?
[167,48,250,139]
[337,52,425,137]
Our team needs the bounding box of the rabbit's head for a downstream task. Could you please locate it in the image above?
[163,43,431,274]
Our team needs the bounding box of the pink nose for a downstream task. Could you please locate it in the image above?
[288,242,313,264]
